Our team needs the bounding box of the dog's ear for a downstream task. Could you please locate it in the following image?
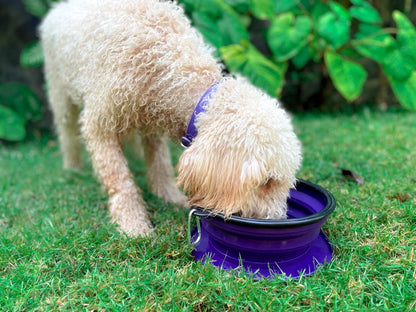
[240,156,268,189]
[177,142,271,216]
[177,143,249,216]
[176,145,199,199]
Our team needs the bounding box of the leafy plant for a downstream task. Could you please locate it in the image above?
[20,41,44,68]
[0,0,57,142]
[20,0,59,68]
[0,83,43,141]
[0,0,62,142]
[19,0,416,110]
[180,0,416,110]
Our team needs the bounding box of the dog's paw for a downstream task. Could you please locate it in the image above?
[109,192,153,237]
[153,185,188,207]
[166,189,188,207]
[116,219,154,237]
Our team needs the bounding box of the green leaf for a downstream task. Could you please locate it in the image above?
[192,12,224,48]
[317,13,348,49]
[311,2,331,25]
[220,43,287,96]
[273,0,300,14]
[218,13,249,46]
[21,0,49,18]
[0,83,43,122]
[0,105,26,141]
[267,13,312,61]
[249,0,274,20]
[309,36,327,58]
[291,45,314,69]
[353,24,393,63]
[324,52,367,101]
[349,1,382,23]
[191,1,249,49]
[178,0,196,13]
[381,44,414,80]
[220,44,248,71]
[380,11,416,80]
[329,1,351,22]
[392,11,416,71]
[317,2,351,49]
[224,0,249,13]
[20,41,44,68]
[243,49,287,97]
[387,70,416,110]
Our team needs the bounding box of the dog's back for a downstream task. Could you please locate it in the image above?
[40,0,220,119]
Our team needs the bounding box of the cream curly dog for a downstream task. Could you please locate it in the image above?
[40,0,302,236]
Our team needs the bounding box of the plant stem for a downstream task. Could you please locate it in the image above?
[405,0,412,15]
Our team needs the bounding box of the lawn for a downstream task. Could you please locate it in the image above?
[1,109,415,311]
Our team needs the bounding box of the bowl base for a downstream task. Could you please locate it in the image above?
[191,226,333,279]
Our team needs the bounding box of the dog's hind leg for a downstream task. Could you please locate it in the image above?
[47,84,82,170]
[124,131,144,159]
[80,109,153,236]
[142,134,187,207]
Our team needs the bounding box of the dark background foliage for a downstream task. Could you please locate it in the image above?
[1,0,49,141]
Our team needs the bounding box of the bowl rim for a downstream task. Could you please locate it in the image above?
[190,179,336,228]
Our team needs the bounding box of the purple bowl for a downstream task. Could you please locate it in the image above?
[188,179,336,279]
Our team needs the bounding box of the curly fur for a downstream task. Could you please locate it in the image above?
[40,0,302,236]
[177,77,301,218]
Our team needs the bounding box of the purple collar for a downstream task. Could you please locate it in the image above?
[181,83,220,148]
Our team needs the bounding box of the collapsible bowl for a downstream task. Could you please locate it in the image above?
[188,179,336,279]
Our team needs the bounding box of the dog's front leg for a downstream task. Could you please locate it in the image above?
[82,120,153,236]
[142,134,187,207]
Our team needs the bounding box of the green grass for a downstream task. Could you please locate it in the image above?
[1,109,415,311]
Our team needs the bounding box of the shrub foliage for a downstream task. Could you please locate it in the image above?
[0,83,43,141]
[179,0,416,110]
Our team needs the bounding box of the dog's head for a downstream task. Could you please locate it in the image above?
[177,77,301,219]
